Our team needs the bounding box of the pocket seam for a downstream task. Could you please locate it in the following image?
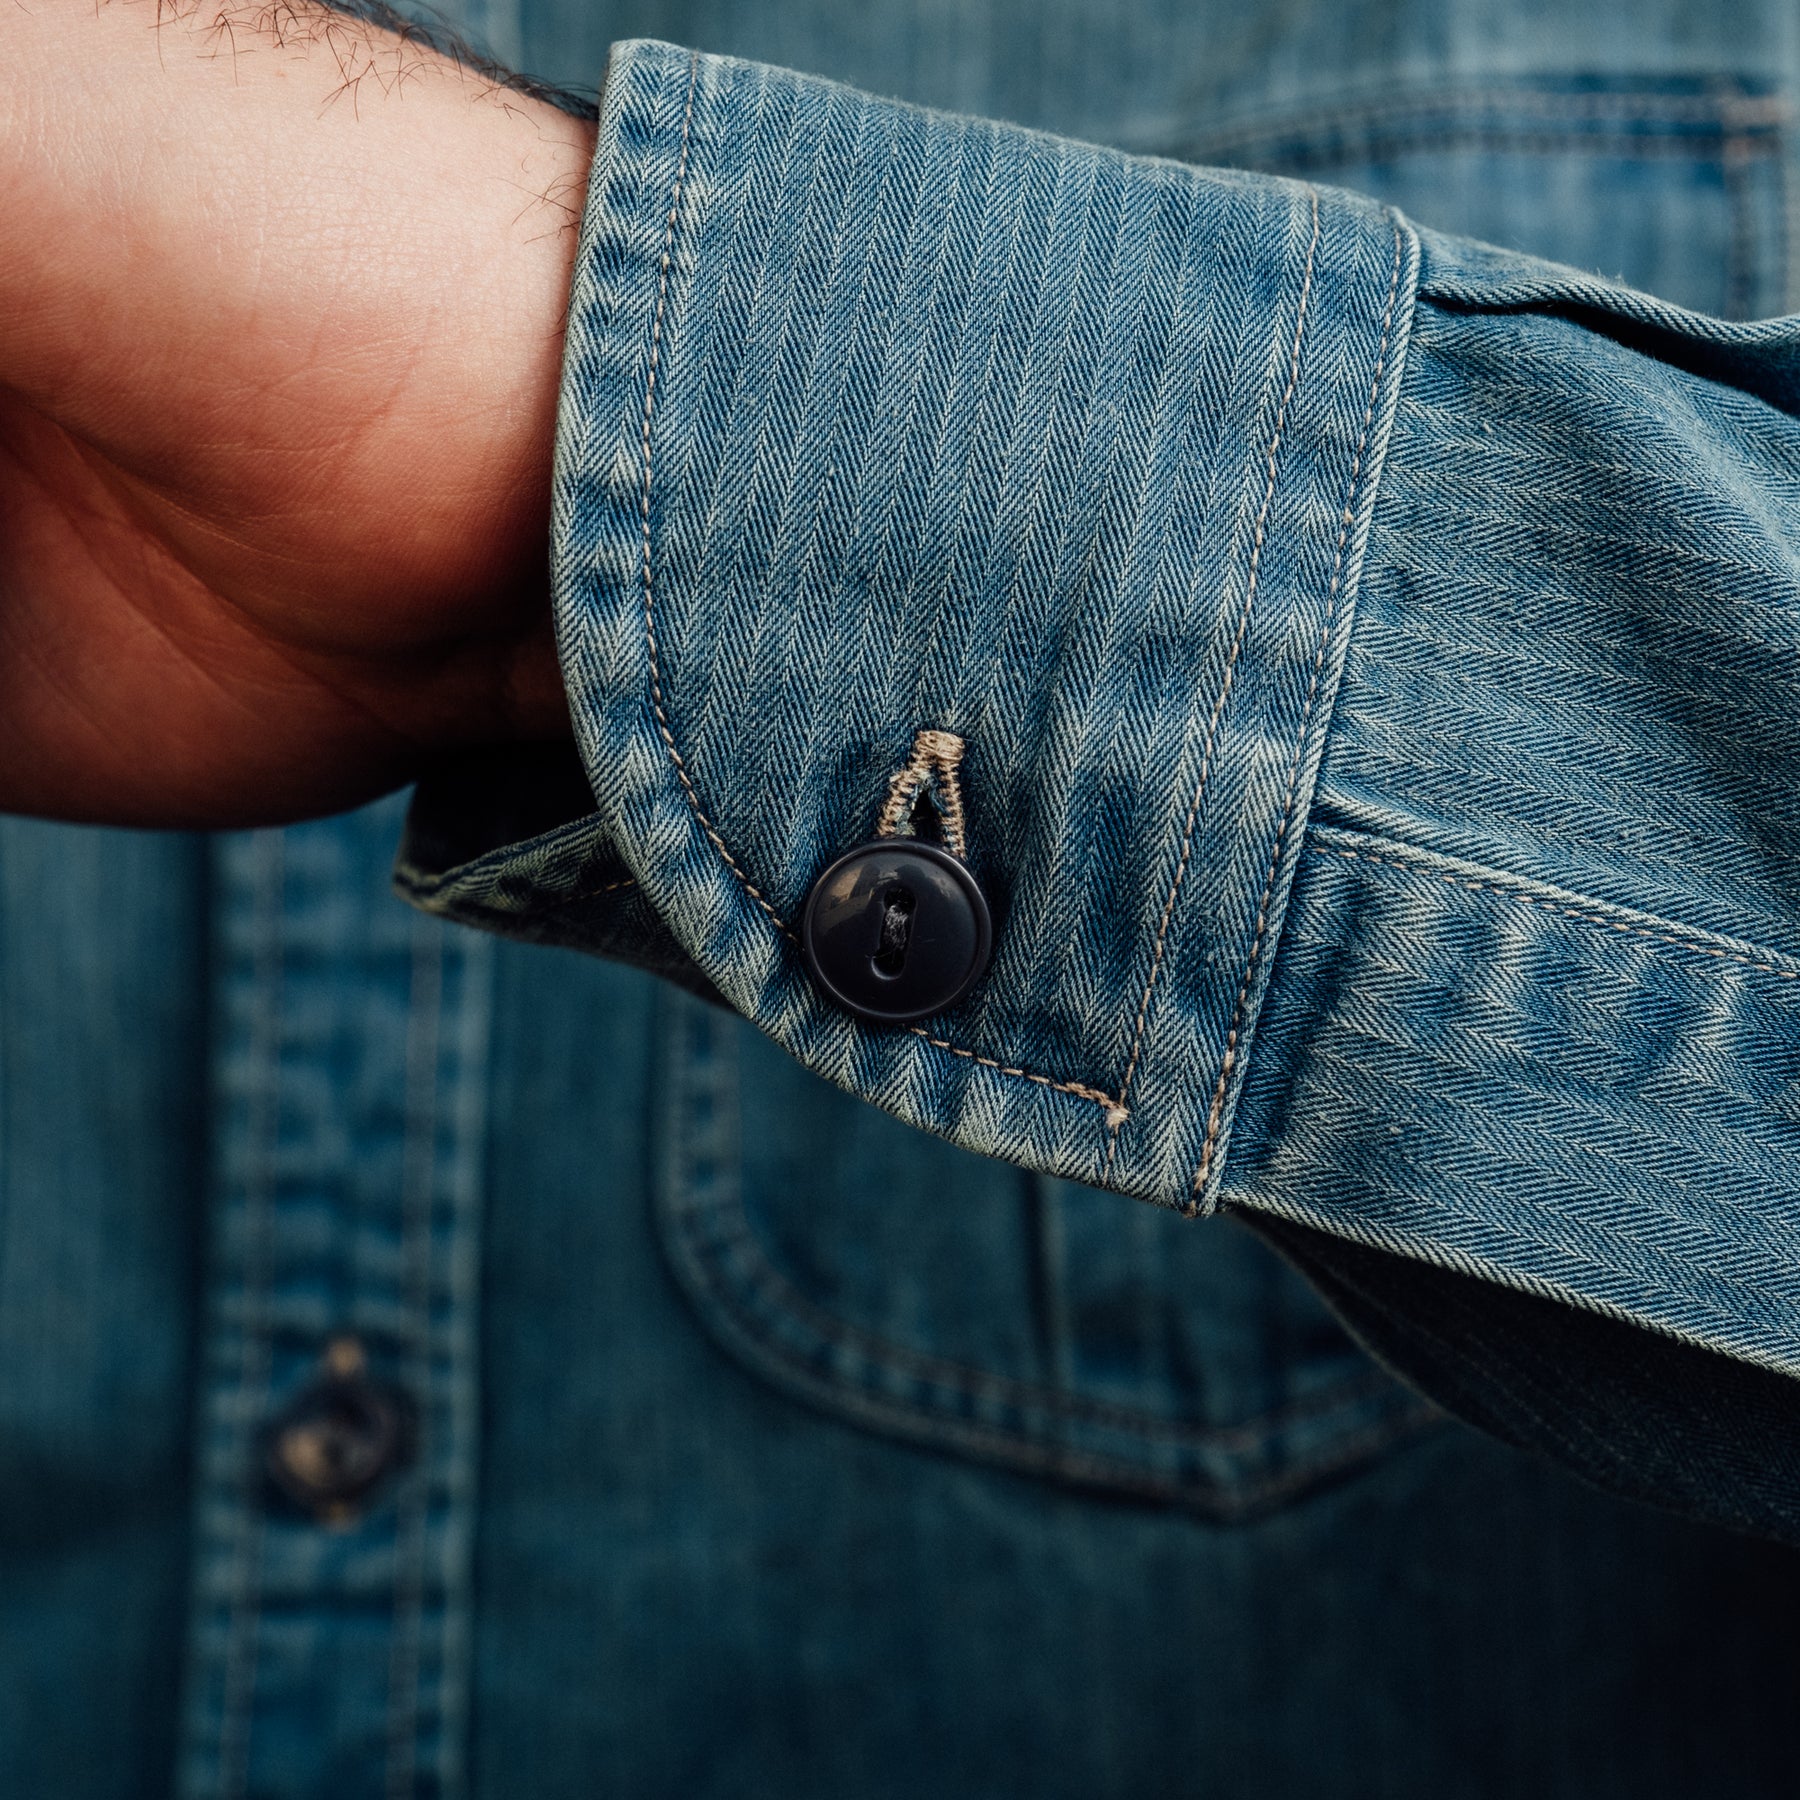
[655,992,1441,1519]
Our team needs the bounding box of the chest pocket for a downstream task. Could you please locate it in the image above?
[654,991,1438,1517]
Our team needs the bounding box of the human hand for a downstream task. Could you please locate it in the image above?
[0,0,595,825]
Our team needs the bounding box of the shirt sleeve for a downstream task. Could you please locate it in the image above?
[397,40,1800,1399]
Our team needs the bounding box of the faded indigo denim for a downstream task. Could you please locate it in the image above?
[11,3,1800,1798]
[408,40,1800,1507]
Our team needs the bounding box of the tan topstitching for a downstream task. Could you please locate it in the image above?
[1188,219,1408,1209]
[567,875,639,903]
[1102,186,1324,1180]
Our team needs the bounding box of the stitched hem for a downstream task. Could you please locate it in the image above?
[657,999,1440,1517]
[674,1183,1415,1445]
[905,1028,1122,1115]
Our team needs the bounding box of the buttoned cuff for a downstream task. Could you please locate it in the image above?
[400,39,1417,1213]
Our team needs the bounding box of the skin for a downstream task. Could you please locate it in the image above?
[0,0,595,825]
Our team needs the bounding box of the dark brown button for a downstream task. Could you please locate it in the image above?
[262,1342,412,1520]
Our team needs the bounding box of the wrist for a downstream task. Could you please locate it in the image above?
[0,1,594,821]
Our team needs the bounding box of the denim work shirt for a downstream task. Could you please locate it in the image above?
[10,2,1800,1798]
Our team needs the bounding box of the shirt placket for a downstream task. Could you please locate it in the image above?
[176,801,493,1800]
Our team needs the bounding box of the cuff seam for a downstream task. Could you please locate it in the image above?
[1103,186,1327,1183]
[1188,213,1410,1211]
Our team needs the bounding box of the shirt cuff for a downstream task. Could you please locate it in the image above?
[403,36,1417,1211]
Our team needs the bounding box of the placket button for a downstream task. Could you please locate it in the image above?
[801,839,993,1024]
[262,1338,412,1522]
